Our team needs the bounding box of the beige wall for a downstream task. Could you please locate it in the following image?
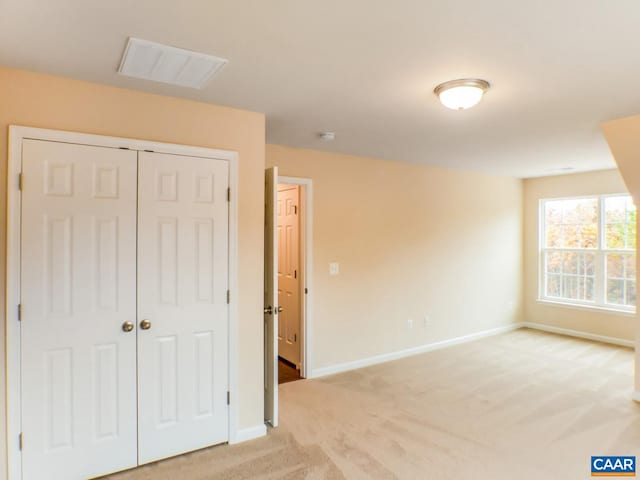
[267,144,523,371]
[523,169,634,340]
[0,67,266,475]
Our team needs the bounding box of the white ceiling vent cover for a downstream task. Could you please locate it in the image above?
[118,37,228,89]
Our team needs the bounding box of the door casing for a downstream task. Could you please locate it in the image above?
[5,126,240,480]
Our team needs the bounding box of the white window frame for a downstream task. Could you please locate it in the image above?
[538,193,637,314]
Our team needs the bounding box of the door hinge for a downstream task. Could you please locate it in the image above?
[226,391,230,405]
[226,290,230,304]
[294,334,297,342]
[18,433,22,451]
[18,173,23,191]
[17,304,22,322]
[227,187,231,202]
[304,288,308,294]
[294,270,297,279]
[294,206,298,215]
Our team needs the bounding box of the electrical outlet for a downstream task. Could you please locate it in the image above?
[407,318,414,329]
[329,262,340,276]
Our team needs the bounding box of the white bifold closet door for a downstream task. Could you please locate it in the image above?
[21,140,139,480]
[20,141,230,480]
[137,151,229,464]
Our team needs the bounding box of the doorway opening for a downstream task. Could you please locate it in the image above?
[276,182,305,384]
[264,171,313,426]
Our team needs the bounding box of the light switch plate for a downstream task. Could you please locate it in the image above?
[329,262,340,275]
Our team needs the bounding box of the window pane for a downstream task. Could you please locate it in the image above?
[546,273,561,297]
[563,251,578,274]
[606,253,635,280]
[563,275,578,300]
[545,198,598,248]
[605,195,636,250]
[545,200,562,225]
[607,253,624,278]
[546,224,563,248]
[605,196,627,223]
[627,223,637,249]
[625,255,636,278]
[607,279,624,305]
[605,252,636,307]
[585,277,595,300]
[545,251,562,274]
[544,250,595,302]
[581,253,595,276]
[606,223,625,249]
[627,280,637,306]
[579,225,597,248]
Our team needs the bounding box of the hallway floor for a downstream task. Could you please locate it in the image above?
[278,357,302,384]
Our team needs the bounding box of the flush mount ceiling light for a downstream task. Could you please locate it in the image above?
[434,78,490,110]
[118,37,228,89]
[318,131,336,141]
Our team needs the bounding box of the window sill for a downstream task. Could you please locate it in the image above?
[536,299,636,317]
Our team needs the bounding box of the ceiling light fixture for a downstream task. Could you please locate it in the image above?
[319,131,336,141]
[434,78,490,110]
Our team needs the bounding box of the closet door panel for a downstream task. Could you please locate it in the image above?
[21,139,138,480]
[137,151,229,464]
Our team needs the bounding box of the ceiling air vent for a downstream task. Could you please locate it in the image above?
[118,37,228,89]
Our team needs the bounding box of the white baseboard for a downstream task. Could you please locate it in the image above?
[231,424,267,444]
[633,391,640,403]
[521,322,634,348]
[309,321,634,380]
[310,324,520,378]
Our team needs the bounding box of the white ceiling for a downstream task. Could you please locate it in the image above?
[1,0,639,178]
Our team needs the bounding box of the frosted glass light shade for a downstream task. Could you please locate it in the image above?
[434,79,490,110]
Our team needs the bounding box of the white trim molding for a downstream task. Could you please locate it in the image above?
[231,424,268,444]
[6,126,241,478]
[311,324,520,378]
[521,322,634,348]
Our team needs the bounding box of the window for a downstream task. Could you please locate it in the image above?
[540,194,637,312]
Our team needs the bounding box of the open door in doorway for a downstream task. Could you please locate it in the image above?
[264,167,279,427]
[265,171,313,427]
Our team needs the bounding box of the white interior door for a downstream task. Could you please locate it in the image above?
[277,186,301,366]
[264,167,278,427]
[137,151,229,464]
[21,140,138,480]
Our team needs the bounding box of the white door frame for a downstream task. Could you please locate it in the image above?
[278,176,313,379]
[5,126,240,480]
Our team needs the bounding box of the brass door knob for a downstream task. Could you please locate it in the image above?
[277,306,284,313]
[122,321,134,332]
[264,306,273,315]
[140,319,152,330]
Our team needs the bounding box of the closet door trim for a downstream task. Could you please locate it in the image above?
[6,126,240,480]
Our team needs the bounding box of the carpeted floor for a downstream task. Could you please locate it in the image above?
[103,328,640,479]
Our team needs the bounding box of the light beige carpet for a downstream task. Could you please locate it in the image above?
[103,328,640,479]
